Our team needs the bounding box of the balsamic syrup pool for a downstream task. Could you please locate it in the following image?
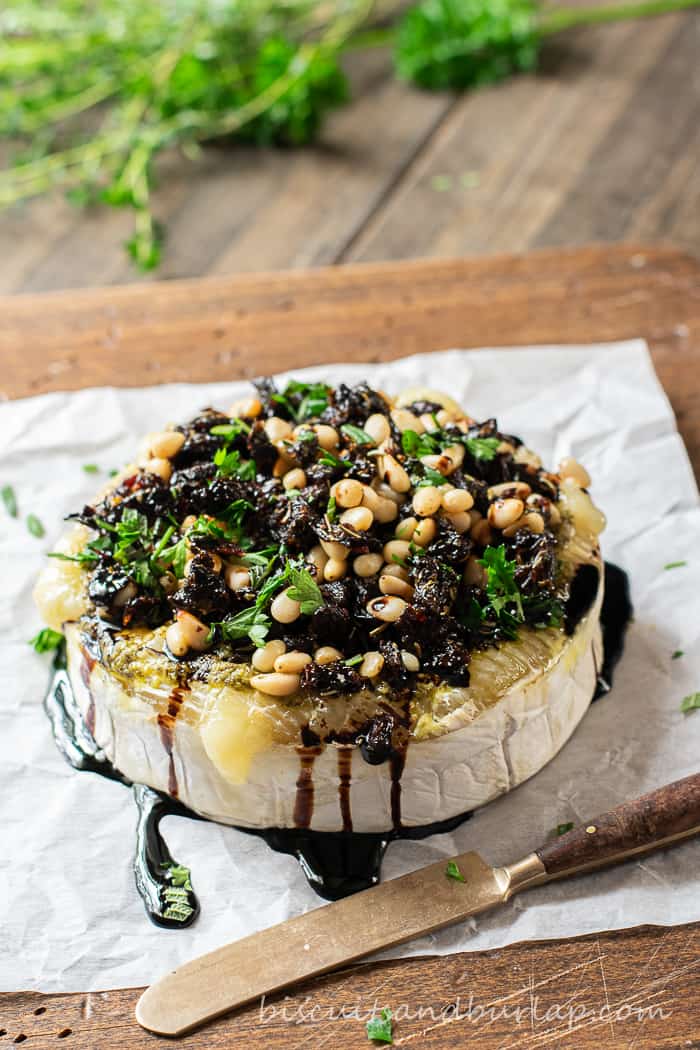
[44,561,631,928]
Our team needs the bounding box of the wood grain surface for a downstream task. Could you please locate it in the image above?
[1,244,699,1049]
[1,5,698,293]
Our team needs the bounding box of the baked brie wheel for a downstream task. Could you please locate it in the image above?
[35,379,605,834]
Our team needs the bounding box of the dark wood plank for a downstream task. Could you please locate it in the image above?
[1,245,699,1047]
[346,12,699,262]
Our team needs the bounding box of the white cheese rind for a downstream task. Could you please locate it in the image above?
[65,574,603,833]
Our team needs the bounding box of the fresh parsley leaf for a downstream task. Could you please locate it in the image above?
[82,463,99,474]
[480,544,523,620]
[664,560,687,570]
[210,419,250,439]
[401,429,439,458]
[159,537,188,578]
[27,513,45,538]
[413,465,449,488]
[341,423,374,445]
[30,627,64,654]
[326,495,338,523]
[445,860,466,882]
[556,822,574,836]
[1,484,17,518]
[672,650,684,660]
[167,863,193,890]
[287,566,324,615]
[273,381,331,422]
[319,449,350,471]
[215,606,271,648]
[681,693,700,714]
[108,469,119,477]
[213,446,256,479]
[464,436,500,461]
[366,1007,393,1044]
[345,654,363,666]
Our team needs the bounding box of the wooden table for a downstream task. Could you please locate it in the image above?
[1,6,699,294]
[2,243,700,1048]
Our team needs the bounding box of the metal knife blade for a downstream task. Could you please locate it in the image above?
[135,849,544,1037]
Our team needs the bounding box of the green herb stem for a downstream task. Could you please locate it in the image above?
[539,0,700,36]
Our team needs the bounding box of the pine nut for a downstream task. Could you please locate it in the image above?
[252,639,286,672]
[381,563,410,582]
[113,581,138,608]
[391,408,424,433]
[379,574,414,600]
[436,408,453,426]
[395,516,418,540]
[441,444,465,471]
[274,650,312,674]
[307,544,329,577]
[445,510,471,534]
[182,515,197,529]
[469,509,482,526]
[367,595,408,622]
[380,454,411,493]
[412,517,436,546]
[527,493,561,526]
[225,565,251,591]
[498,441,516,455]
[272,456,287,478]
[471,519,494,546]
[229,396,262,419]
[320,538,350,560]
[488,498,525,529]
[264,416,294,443]
[488,481,532,500]
[364,413,391,444]
[250,672,300,697]
[144,457,172,482]
[270,589,301,623]
[464,555,486,587]
[149,431,185,459]
[166,621,188,658]
[340,506,373,531]
[360,484,381,513]
[383,539,411,564]
[175,610,210,652]
[353,552,384,577]
[503,511,545,537]
[159,572,177,595]
[401,651,420,672]
[332,478,364,508]
[283,467,307,490]
[442,488,474,513]
[360,651,385,678]
[315,646,343,665]
[419,413,438,431]
[314,424,340,451]
[412,486,442,517]
[559,456,591,488]
[514,445,542,469]
[374,481,405,506]
[374,497,399,524]
[420,454,451,476]
[324,557,347,581]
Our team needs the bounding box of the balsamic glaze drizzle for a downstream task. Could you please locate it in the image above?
[44,562,631,919]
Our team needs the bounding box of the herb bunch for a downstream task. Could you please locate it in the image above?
[1,0,697,267]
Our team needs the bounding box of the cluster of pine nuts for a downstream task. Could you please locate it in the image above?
[155,390,589,680]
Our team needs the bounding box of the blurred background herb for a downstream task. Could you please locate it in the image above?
[1,0,697,270]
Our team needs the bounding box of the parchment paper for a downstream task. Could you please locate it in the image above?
[1,340,699,993]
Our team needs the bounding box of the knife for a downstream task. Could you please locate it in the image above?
[136,771,700,1036]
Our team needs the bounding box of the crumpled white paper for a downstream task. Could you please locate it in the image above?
[1,340,699,994]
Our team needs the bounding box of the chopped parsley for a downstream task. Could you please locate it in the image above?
[213,605,271,648]
[272,380,330,422]
[161,862,195,923]
[345,653,363,666]
[319,449,350,471]
[30,627,64,654]
[366,1008,393,1044]
[326,495,338,523]
[213,446,256,479]
[680,693,700,714]
[82,463,99,474]
[210,419,250,440]
[672,650,684,660]
[27,513,45,538]
[445,860,466,882]
[1,484,17,518]
[341,423,374,445]
[402,427,500,464]
[556,822,574,836]
[664,560,687,570]
[286,566,324,615]
[464,436,500,461]
[474,544,562,638]
[412,465,449,488]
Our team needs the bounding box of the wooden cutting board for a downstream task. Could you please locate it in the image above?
[1,244,699,1049]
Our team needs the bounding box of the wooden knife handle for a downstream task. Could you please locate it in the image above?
[535,772,700,878]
